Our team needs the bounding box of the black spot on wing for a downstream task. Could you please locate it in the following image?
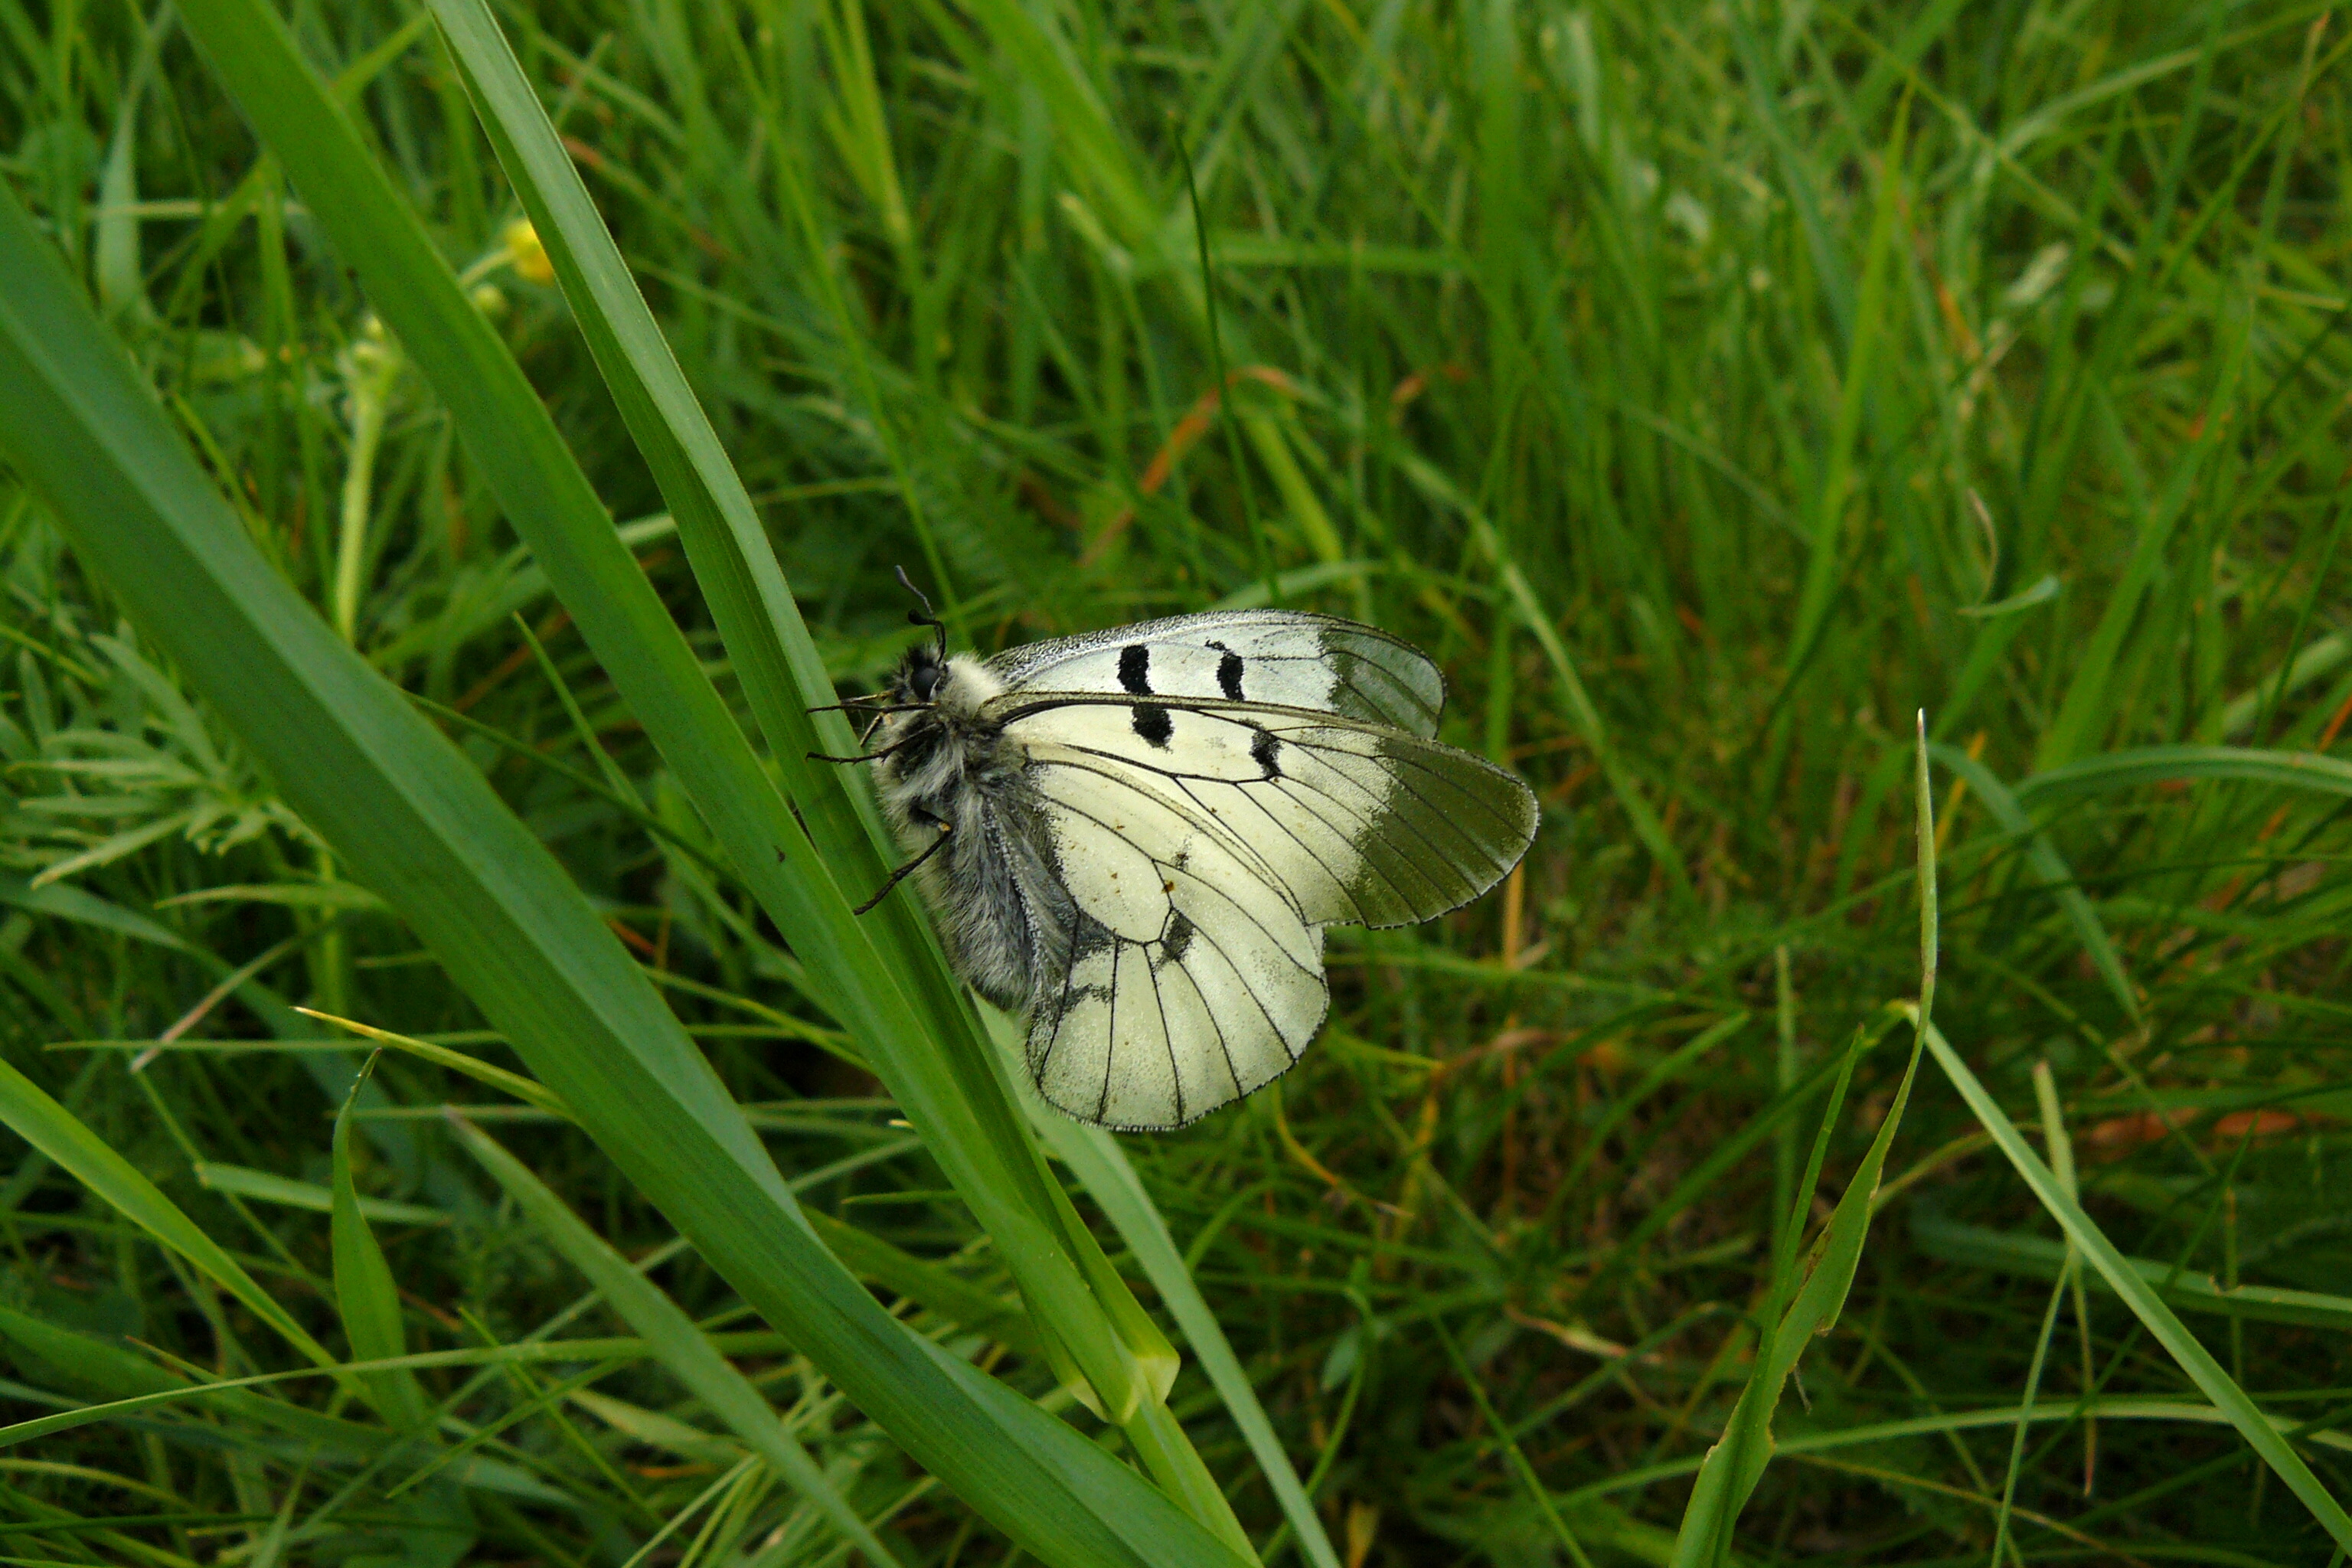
[1118,644,1152,694]
[1161,909,1194,962]
[1250,726,1282,779]
[1214,645,1246,701]
[1132,703,1174,748]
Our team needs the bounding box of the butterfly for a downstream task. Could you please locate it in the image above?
[823,576,1538,1129]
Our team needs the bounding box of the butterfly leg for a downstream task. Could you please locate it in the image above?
[808,729,926,764]
[852,818,952,915]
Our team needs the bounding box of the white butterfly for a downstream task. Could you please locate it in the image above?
[830,583,1538,1130]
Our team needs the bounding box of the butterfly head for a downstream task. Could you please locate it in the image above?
[884,643,1001,718]
[897,642,949,705]
[880,567,1000,719]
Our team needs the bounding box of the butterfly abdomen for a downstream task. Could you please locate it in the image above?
[873,675,1071,1014]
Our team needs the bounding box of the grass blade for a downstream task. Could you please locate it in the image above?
[411,0,1174,1439]
[416,0,1229,1529]
[1670,715,1939,1564]
[330,1054,428,1428]
[449,1115,904,1566]
[2016,743,2352,809]
[1031,1109,1343,1568]
[1919,1018,2352,1550]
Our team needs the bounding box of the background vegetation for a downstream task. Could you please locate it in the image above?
[5,0,2352,1562]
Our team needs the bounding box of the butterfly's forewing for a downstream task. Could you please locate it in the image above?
[984,610,1446,738]
[1004,698,1537,929]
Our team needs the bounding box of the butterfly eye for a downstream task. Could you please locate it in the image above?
[909,661,945,703]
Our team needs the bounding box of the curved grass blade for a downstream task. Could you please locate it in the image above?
[1031,1109,1342,1568]
[174,0,1172,1455]
[1670,716,1938,1566]
[411,0,1227,1530]
[330,1055,428,1429]
[0,176,1246,1568]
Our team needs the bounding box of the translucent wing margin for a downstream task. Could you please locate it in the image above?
[985,609,1445,738]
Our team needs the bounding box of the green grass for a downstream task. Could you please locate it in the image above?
[5,0,2352,1563]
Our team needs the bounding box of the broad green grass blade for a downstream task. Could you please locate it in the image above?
[1920,1018,2352,1550]
[0,175,1247,1568]
[1930,741,2140,1024]
[449,1116,904,1566]
[417,3,1230,1532]
[418,0,1162,1406]
[0,1053,335,1371]
[331,1057,429,1428]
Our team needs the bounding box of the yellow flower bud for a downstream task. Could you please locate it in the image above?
[503,217,554,284]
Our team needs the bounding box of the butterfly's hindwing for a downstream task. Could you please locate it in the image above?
[1026,870,1325,1129]
[984,609,1446,737]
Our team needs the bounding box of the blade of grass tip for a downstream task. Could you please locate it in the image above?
[0,171,1246,1568]
[449,1116,906,1566]
[1919,1019,2352,1551]
[1434,1316,1596,1568]
[1928,743,2138,1024]
[299,1008,571,1116]
[0,1054,339,1375]
[332,1051,428,1428]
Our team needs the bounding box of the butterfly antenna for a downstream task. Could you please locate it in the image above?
[895,565,948,661]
